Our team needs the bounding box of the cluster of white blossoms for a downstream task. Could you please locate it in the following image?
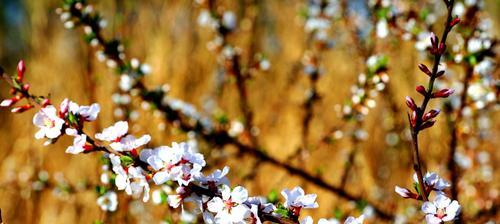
[395,172,461,224]
[304,0,340,45]
[29,97,372,223]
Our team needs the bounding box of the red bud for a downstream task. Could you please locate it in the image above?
[432,88,455,98]
[420,119,436,130]
[423,109,440,121]
[0,95,22,107]
[406,96,417,111]
[416,85,427,96]
[410,111,417,127]
[41,98,51,107]
[11,104,34,113]
[436,70,445,78]
[450,17,460,27]
[17,60,26,82]
[418,64,432,76]
[22,84,30,91]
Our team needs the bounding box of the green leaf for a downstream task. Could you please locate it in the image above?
[95,185,107,196]
[93,220,104,224]
[267,189,278,203]
[333,208,343,219]
[355,200,368,212]
[120,155,135,166]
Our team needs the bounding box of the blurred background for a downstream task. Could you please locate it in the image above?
[0,0,498,223]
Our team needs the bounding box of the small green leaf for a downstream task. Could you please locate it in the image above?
[267,189,278,203]
[120,155,134,166]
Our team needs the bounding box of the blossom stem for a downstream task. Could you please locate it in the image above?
[409,0,456,202]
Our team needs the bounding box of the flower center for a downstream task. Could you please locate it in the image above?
[436,208,447,219]
[43,118,55,128]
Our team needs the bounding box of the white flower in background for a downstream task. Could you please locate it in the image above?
[421,195,461,224]
[281,186,319,210]
[119,74,135,91]
[376,19,389,38]
[344,215,364,224]
[300,216,313,224]
[207,185,250,224]
[33,105,65,139]
[96,121,129,141]
[97,191,118,212]
[318,218,340,224]
[305,18,331,32]
[413,172,451,192]
[222,11,237,30]
[228,121,244,137]
[467,38,483,53]
[415,32,432,51]
[65,128,88,154]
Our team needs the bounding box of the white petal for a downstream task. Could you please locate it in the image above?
[421,201,437,214]
[231,186,248,204]
[207,197,224,213]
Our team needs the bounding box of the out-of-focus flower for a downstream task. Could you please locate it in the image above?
[97,191,118,212]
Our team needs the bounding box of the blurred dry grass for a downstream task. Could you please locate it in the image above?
[0,0,498,223]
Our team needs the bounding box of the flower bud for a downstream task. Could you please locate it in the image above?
[423,109,440,121]
[17,60,26,82]
[430,32,438,48]
[418,64,432,76]
[395,186,418,199]
[450,17,460,27]
[436,70,445,78]
[416,85,427,96]
[432,88,455,98]
[405,96,417,111]
[41,98,51,107]
[11,104,34,113]
[420,119,436,130]
[0,95,22,107]
[22,84,30,91]
[410,111,417,127]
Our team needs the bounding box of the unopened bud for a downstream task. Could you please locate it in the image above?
[0,95,22,107]
[11,104,34,113]
[423,109,440,121]
[450,17,460,27]
[410,111,417,127]
[416,85,427,96]
[436,70,445,78]
[420,119,436,130]
[41,98,51,107]
[432,88,455,98]
[418,64,432,76]
[406,96,417,111]
[17,60,26,82]
[22,84,30,91]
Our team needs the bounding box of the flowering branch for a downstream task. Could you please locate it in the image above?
[55,1,395,218]
[405,0,459,202]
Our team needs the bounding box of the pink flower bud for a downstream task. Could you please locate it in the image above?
[17,60,26,82]
[410,110,417,127]
[450,17,460,27]
[11,104,34,113]
[405,96,417,111]
[418,64,432,76]
[420,119,436,130]
[416,85,427,96]
[432,88,455,98]
[22,84,30,91]
[395,186,418,199]
[1,95,21,107]
[41,98,51,107]
[430,33,438,48]
[423,109,440,121]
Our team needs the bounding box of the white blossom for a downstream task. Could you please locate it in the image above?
[421,195,461,223]
[97,191,118,212]
[33,105,65,139]
[281,186,318,209]
[207,185,250,224]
